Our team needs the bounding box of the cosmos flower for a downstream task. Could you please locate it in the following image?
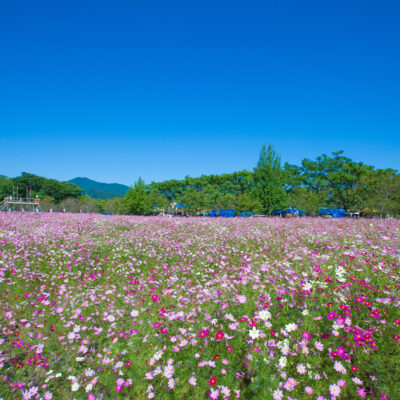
[208,376,217,386]
[297,363,306,374]
[273,388,283,400]
[249,327,260,339]
[189,376,197,386]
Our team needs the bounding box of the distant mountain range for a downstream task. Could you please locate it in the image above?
[69,177,129,200]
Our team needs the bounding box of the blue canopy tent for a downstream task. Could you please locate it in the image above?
[208,209,236,217]
[319,208,346,218]
[273,209,283,216]
[219,209,236,218]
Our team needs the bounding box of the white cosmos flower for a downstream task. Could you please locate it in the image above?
[285,323,298,332]
[258,310,271,321]
[278,356,287,369]
[249,327,260,340]
[130,310,139,317]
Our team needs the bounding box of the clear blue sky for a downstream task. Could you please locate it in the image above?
[1,1,399,186]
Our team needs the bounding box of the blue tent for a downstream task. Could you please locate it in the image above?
[273,209,283,216]
[209,209,218,217]
[208,209,236,217]
[219,209,236,218]
[319,208,346,218]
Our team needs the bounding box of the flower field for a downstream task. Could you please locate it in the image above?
[0,214,399,400]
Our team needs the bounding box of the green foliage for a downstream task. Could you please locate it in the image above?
[252,144,287,214]
[2,148,400,217]
[287,188,326,216]
[121,178,153,215]
[360,169,400,217]
[235,192,263,213]
[0,175,13,199]
[285,151,373,210]
[10,172,82,203]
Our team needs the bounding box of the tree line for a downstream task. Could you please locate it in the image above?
[116,146,400,217]
[2,146,400,216]
[0,172,105,213]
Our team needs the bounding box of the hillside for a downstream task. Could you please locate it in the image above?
[69,177,129,199]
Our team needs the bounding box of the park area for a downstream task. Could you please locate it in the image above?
[0,213,399,400]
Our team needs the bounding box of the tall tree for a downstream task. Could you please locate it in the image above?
[252,145,287,214]
[121,177,150,215]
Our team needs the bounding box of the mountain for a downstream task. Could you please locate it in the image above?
[69,177,129,199]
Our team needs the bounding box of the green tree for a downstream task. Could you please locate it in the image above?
[11,172,82,203]
[286,151,372,210]
[38,195,55,212]
[235,192,263,213]
[287,188,325,216]
[252,145,287,214]
[360,169,400,217]
[96,199,107,213]
[146,189,169,214]
[105,197,124,214]
[121,178,150,215]
[0,176,12,200]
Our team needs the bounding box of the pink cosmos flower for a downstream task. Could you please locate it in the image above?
[302,331,311,340]
[208,376,217,386]
[273,389,283,400]
[357,388,366,398]
[305,386,313,394]
[337,379,347,387]
[329,384,341,398]
[297,363,306,374]
[287,377,297,387]
[215,330,224,341]
[189,376,197,386]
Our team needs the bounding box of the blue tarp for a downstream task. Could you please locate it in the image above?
[176,203,189,209]
[219,209,236,218]
[209,209,218,217]
[319,208,346,218]
[208,209,236,217]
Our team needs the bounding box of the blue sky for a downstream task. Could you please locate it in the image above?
[1,1,399,186]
